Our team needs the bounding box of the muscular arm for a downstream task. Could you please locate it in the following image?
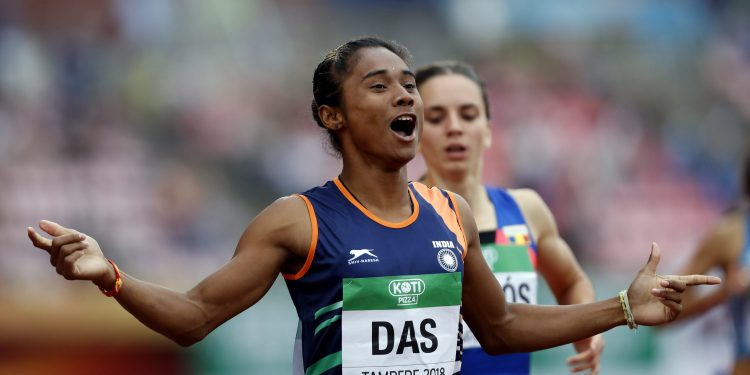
[511,189,602,372]
[459,194,622,354]
[673,213,742,323]
[510,189,595,306]
[27,195,311,346]
[458,193,719,354]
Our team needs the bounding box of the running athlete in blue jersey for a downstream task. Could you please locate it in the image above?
[27,37,719,375]
[416,61,603,374]
[673,157,750,375]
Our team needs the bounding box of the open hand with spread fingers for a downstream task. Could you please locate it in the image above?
[27,220,114,288]
[627,243,722,326]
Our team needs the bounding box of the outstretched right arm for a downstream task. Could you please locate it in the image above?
[27,195,311,346]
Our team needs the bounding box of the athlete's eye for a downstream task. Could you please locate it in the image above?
[461,113,478,122]
[371,83,387,90]
[461,106,480,122]
[425,108,445,125]
[426,114,444,125]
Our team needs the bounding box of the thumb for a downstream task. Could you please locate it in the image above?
[39,220,75,236]
[643,242,661,274]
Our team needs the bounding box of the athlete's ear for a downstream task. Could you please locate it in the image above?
[319,105,344,131]
[482,123,492,150]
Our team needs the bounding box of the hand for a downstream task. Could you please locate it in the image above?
[27,220,113,287]
[566,334,604,374]
[627,243,722,326]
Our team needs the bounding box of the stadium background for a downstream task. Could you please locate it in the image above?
[0,0,747,374]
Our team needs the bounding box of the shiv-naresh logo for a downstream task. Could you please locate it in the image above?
[348,249,379,265]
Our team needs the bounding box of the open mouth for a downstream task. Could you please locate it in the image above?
[445,143,467,159]
[389,114,417,139]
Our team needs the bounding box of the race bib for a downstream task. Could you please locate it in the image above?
[464,244,537,350]
[342,273,462,375]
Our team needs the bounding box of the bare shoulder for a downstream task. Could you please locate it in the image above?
[265,194,311,217]
[447,192,479,242]
[237,194,313,261]
[507,188,547,213]
[709,211,745,259]
[507,188,556,236]
[715,211,744,238]
[449,192,475,224]
[684,210,745,273]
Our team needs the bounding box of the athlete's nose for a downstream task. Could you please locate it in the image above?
[393,86,415,107]
[446,112,463,136]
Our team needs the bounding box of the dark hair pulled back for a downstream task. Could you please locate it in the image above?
[311,37,411,155]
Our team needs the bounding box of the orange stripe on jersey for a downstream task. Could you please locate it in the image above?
[283,194,318,280]
[446,191,468,260]
[333,177,419,229]
[411,182,468,258]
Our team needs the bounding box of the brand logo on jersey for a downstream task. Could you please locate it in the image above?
[388,278,425,306]
[348,249,380,265]
[437,249,458,272]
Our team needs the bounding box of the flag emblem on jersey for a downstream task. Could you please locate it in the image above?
[437,249,458,272]
[500,225,530,245]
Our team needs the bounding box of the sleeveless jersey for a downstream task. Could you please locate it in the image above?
[461,187,538,375]
[729,211,750,360]
[285,179,468,375]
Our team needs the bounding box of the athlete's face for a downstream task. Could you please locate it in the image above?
[419,74,491,178]
[337,47,422,169]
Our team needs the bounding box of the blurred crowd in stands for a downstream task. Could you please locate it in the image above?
[0,0,748,373]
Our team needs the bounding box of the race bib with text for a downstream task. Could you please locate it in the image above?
[342,273,462,375]
[464,244,537,350]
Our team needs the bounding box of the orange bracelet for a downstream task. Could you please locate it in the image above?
[99,259,122,297]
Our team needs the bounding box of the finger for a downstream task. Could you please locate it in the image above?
[39,220,76,237]
[642,242,661,274]
[659,278,687,292]
[58,250,86,279]
[50,233,87,265]
[57,241,89,263]
[27,227,52,252]
[593,336,605,353]
[567,351,591,365]
[51,233,87,250]
[659,298,682,313]
[676,274,722,286]
[652,288,682,303]
[570,361,595,372]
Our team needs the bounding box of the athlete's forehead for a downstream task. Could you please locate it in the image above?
[421,74,484,109]
[348,47,413,82]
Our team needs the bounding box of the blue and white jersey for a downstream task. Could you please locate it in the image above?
[462,187,538,375]
[285,179,468,375]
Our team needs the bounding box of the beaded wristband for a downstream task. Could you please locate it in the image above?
[99,259,122,297]
[618,290,637,330]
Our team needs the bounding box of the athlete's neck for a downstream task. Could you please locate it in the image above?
[422,170,497,231]
[338,166,413,222]
[422,171,484,207]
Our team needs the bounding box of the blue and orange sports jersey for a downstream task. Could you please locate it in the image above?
[729,211,750,360]
[462,187,538,375]
[285,179,467,375]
